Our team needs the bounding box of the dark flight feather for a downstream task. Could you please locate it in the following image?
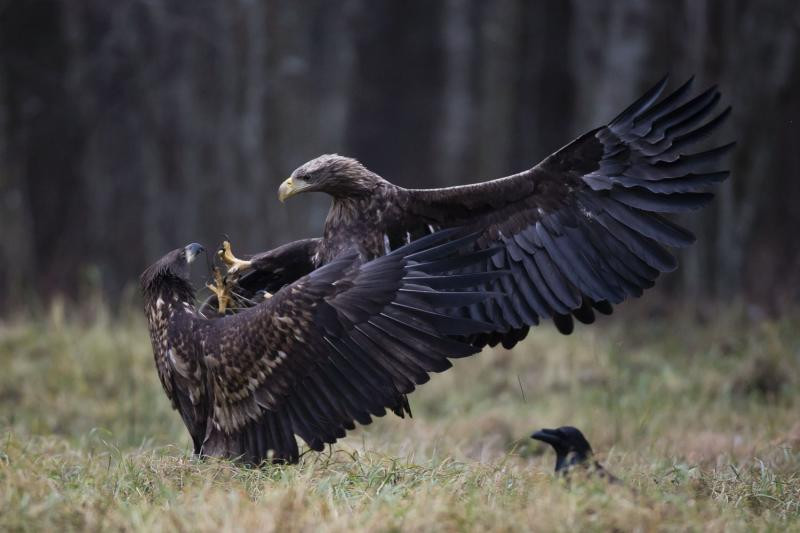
[229,76,732,350]
[141,232,506,464]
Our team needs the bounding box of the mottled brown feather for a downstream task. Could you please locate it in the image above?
[141,232,501,464]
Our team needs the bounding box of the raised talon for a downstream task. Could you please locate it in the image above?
[218,241,252,275]
[206,267,233,314]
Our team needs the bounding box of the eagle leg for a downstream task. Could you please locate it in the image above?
[218,241,252,275]
[206,266,233,313]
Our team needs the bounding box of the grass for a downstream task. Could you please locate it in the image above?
[1,302,799,531]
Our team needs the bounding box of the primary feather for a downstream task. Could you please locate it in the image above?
[263,76,733,349]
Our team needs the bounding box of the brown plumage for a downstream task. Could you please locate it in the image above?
[263,76,734,349]
[141,231,505,464]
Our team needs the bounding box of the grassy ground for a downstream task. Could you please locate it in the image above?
[1,303,799,532]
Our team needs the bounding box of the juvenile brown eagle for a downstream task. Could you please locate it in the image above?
[222,76,732,348]
[141,231,504,464]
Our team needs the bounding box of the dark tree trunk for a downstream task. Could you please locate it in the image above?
[1,0,798,311]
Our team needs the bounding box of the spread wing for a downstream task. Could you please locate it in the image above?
[200,229,502,464]
[399,76,733,345]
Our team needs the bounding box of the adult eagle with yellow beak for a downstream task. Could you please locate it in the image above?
[221,76,733,349]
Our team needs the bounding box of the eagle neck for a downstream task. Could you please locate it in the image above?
[321,181,397,262]
[327,195,372,223]
[143,276,196,319]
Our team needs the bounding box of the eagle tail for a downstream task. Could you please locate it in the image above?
[201,409,300,465]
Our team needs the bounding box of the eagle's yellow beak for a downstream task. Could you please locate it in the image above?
[278,177,309,203]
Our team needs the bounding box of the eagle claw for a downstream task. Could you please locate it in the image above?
[218,241,253,275]
[207,267,233,314]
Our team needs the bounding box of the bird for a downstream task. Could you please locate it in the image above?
[141,229,509,465]
[217,76,733,349]
[532,426,619,482]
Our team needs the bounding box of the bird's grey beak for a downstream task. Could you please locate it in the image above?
[278,176,310,203]
[532,428,561,446]
[184,243,204,264]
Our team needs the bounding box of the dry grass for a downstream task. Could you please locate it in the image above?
[1,304,799,532]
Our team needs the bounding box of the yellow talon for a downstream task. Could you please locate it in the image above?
[206,267,233,314]
[218,241,253,275]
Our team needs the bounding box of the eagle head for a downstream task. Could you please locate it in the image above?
[140,243,205,294]
[279,154,380,202]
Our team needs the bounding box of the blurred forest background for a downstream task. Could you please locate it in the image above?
[1,0,799,312]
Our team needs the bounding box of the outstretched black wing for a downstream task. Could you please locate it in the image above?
[399,76,733,346]
[238,238,321,295]
[199,229,503,464]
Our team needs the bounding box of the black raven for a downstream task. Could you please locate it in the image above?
[532,426,619,483]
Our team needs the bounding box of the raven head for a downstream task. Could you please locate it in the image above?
[532,426,594,474]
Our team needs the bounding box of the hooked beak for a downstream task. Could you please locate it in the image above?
[184,243,204,264]
[278,176,311,202]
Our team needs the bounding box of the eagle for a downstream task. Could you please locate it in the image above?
[218,76,733,349]
[141,230,507,464]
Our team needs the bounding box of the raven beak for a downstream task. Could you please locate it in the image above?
[278,176,309,202]
[531,428,561,446]
[184,243,204,264]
